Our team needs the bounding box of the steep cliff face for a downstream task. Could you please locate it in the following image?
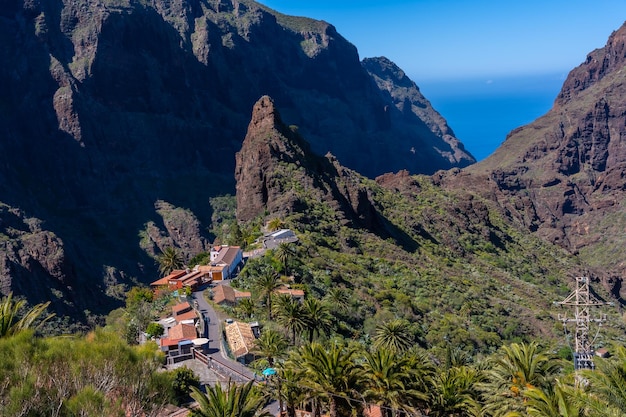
[0,0,472,313]
[235,96,384,235]
[362,57,474,169]
[448,22,626,298]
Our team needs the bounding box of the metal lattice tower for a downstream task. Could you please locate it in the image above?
[556,276,609,370]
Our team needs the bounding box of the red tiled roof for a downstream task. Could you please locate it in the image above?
[160,338,180,347]
[175,310,197,322]
[163,270,187,281]
[167,323,197,340]
[150,276,171,287]
[213,285,235,304]
[172,302,191,314]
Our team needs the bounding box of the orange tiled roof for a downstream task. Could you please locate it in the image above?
[276,288,305,297]
[224,321,255,358]
[234,291,252,299]
[213,285,235,304]
[164,270,187,280]
[175,310,197,322]
[363,405,382,417]
[167,323,197,340]
[150,276,171,287]
[172,302,191,314]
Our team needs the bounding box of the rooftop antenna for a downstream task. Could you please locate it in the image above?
[556,276,611,372]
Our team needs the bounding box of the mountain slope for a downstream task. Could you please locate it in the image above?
[446,22,626,300]
[0,0,472,314]
[234,95,622,352]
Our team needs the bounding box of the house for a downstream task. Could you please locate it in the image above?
[224,321,256,363]
[212,284,252,305]
[209,246,243,280]
[197,264,227,282]
[262,229,298,249]
[159,316,177,334]
[596,348,610,358]
[275,288,305,303]
[150,270,186,290]
[159,322,198,360]
[150,268,208,292]
[172,301,197,323]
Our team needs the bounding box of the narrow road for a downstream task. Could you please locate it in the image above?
[191,286,258,382]
[191,285,280,415]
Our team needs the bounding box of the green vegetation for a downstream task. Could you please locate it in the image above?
[158,246,185,277]
[0,329,178,416]
[0,292,54,338]
[190,380,271,417]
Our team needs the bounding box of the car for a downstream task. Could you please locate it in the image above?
[225,318,234,324]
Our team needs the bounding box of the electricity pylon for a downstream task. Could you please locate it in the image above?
[556,276,610,371]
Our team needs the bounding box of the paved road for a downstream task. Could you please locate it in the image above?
[191,286,280,415]
[191,286,258,381]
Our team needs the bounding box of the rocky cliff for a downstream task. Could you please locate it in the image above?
[441,22,626,300]
[234,97,605,347]
[235,96,386,237]
[1,0,473,314]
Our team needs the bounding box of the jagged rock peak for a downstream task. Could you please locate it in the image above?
[235,95,298,223]
[362,56,475,168]
[557,22,626,105]
[248,95,284,135]
[235,96,386,235]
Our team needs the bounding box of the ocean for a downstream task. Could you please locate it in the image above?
[419,73,566,161]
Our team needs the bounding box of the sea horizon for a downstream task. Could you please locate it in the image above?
[418,72,566,161]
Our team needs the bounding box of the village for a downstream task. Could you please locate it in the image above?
[145,228,311,416]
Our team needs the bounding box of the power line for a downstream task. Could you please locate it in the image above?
[555,276,611,372]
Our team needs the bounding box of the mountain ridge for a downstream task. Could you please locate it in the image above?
[0,0,471,314]
[443,22,626,301]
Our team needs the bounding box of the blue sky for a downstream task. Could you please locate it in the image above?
[259,0,626,82]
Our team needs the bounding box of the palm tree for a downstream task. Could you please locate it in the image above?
[277,366,308,417]
[361,348,423,417]
[157,246,184,277]
[288,342,364,417]
[428,365,483,417]
[252,328,288,367]
[372,319,414,354]
[274,243,296,276]
[237,298,256,319]
[0,293,54,337]
[324,287,350,314]
[302,298,332,343]
[190,380,271,417]
[480,341,561,416]
[267,218,284,232]
[578,345,626,416]
[253,268,282,320]
[519,379,580,417]
[274,295,306,345]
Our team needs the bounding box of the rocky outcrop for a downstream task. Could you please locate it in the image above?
[236,96,387,237]
[447,22,626,298]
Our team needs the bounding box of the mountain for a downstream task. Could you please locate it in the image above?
[440,22,626,301]
[234,95,620,350]
[0,0,473,315]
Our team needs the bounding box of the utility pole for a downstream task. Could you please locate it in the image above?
[556,276,610,371]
